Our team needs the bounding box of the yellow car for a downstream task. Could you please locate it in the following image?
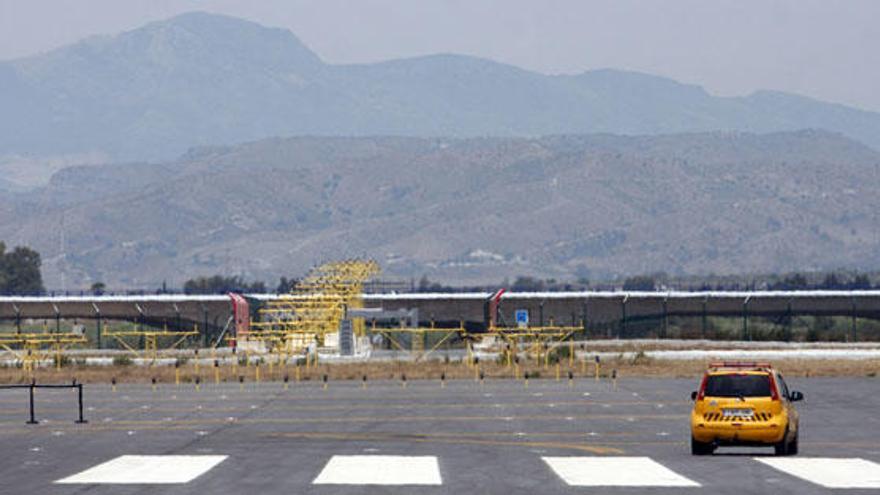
[690,362,803,456]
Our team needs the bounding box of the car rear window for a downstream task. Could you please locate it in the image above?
[704,374,771,397]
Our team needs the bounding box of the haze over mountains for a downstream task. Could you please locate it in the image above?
[2,11,880,164]
[3,130,879,289]
[3,12,880,289]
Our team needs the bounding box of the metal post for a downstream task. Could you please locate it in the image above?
[135,303,145,349]
[661,295,668,339]
[785,299,793,342]
[851,298,858,342]
[76,384,87,423]
[620,295,628,339]
[27,383,37,424]
[582,299,589,339]
[90,302,101,349]
[539,301,545,327]
[742,296,751,341]
[203,310,209,348]
[701,296,708,338]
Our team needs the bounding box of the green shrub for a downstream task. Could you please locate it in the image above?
[629,350,651,366]
[112,355,133,366]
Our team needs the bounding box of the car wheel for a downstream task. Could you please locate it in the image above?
[691,437,714,456]
[787,433,799,456]
[774,428,791,456]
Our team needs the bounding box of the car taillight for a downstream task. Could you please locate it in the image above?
[696,374,708,400]
[768,374,780,401]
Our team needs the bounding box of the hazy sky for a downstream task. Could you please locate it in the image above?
[2,0,879,112]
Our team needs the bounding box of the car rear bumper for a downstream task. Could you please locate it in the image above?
[691,422,787,444]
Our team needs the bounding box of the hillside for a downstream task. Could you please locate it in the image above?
[2,12,880,163]
[3,130,880,289]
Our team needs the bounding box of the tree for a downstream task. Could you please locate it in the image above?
[417,275,444,292]
[90,282,106,295]
[623,275,656,291]
[850,274,872,290]
[276,276,298,293]
[0,242,6,290]
[767,273,809,291]
[511,276,545,291]
[0,243,44,294]
[183,275,266,294]
[821,273,843,290]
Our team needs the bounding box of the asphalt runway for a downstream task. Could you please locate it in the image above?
[0,375,878,494]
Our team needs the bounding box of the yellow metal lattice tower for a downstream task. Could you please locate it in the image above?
[0,331,87,372]
[251,259,380,356]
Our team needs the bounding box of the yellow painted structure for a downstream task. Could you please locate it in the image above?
[250,259,380,358]
[104,324,199,363]
[0,331,87,372]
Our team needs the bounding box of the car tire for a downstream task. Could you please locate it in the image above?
[774,428,791,456]
[787,433,799,456]
[691,437,714,456]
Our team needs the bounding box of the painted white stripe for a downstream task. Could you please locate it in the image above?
[55,455,227,484]
[542,456,700,487]
[313,455,442,485]
[755,457,880,489]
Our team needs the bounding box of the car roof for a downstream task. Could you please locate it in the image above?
[707,369,771,376]
[706,362,775,374]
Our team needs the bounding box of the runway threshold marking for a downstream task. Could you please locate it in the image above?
[54,455,227,484]
[542,457,701,487]
[755,457,880,489]
[313,455,442,485]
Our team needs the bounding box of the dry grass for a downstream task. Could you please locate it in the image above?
[1,356,877,385]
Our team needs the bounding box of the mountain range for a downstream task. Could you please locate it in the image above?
[2,130,879,289]
[2,11,880,164]
[4,12,880,289]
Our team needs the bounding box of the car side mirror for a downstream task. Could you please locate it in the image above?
[789,391,803,402]
[690,391,698,401]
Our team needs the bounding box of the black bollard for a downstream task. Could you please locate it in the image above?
[76,384,87,424]
[27,383,37,424]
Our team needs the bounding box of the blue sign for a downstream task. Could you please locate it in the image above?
[515,309,529,327]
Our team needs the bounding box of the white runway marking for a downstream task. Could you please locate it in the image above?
[542,457,700,487]
[313,455,442,485]
[755,457,880,489]
[55,455,227,484]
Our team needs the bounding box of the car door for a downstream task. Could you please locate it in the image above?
[777,373,799,433]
